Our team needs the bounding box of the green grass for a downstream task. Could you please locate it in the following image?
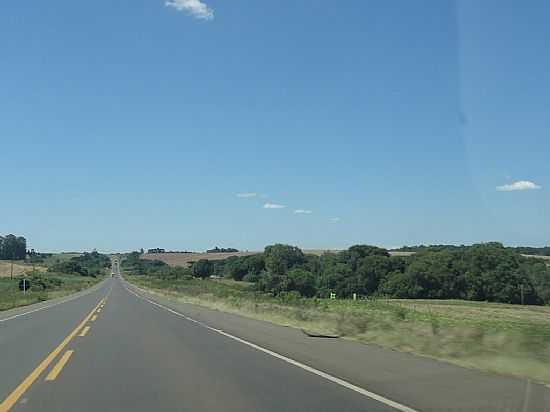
[127,274,550,385]
[0,274,100,312]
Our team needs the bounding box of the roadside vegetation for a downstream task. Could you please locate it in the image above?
[395,244,550,257]
[0,274,100,311]
[0,238,110,312]
[47,251,111,277]
[126,242,550,305]
[124,242,550,383]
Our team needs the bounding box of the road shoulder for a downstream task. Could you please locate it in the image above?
[124,279,550,412]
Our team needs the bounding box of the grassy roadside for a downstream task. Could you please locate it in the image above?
[127,274,550,385]
[0,274,102,312]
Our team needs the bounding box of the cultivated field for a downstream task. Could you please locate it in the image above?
[141,250,413,266]
[140,252,259,266]
[0,261,45,277]
[523,254,550,261]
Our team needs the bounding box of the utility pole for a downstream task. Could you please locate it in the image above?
[10,249,16,280]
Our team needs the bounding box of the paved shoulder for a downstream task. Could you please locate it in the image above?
[125,280,550,412]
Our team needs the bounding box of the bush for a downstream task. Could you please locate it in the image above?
[48,251,111,277]
[28,275,63,291]
[287,268,316,297]
[49,261,89,276]
[192,259,213,278]
[264,244,305,276]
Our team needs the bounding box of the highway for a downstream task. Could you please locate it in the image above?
[1,276,549,411]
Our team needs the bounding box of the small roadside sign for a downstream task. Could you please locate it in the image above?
[19,278,30,292]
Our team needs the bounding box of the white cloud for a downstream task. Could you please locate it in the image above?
[165,0,214,20]
[264,202,286,209]
[236,193,257,198]
[330,217,341,223]
[294,209,312,214]
[496,180,542,192]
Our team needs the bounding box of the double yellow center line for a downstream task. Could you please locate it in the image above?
[0,296,106,412]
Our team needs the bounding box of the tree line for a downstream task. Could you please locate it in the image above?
[395,244,550,256]
[126,243,550,305]
[48,252,111,277]
[0,234,27,260]
[206,247,239,253]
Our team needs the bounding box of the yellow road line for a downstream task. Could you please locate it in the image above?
[0,297,104,412]
[90,315,97,322]
[45,351,74,381]
[78,326,91,337]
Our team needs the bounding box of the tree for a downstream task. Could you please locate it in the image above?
[524,261,550,304]
[340,245,389,271]
[245,254,265,278]
[257,270,289,295]
[223,256,248,281]
[192,259,213,278]
[224,254,266,281]
[355,255,393,296]
[317,260,354,298]
[264,244,305,276]
[49,261,89,276]
[380,271,421,298]
[287,268,316,297]
[0,234,26,260]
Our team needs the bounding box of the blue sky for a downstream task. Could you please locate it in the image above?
[1,0,548,252]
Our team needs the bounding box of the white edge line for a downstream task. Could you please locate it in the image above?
[123,281,418,412]
[0,279,108,323]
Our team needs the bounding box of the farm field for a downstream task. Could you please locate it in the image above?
[140,251,259,266]
[140,250,413,266]
[522,254,550,261]
[0,260,45,277]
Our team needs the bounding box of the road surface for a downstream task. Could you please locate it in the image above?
[1,276,549,412]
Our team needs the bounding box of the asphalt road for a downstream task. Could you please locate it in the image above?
[1,276,549,412]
